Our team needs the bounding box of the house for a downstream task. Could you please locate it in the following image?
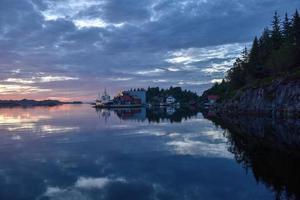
[166,96,176,104]
[207,95,219,104]
[204,95,219,109]
[111,90,145,105]
[124,89,146,104]
[166,107,176,115]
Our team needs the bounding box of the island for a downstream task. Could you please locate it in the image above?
[0,99,82,108]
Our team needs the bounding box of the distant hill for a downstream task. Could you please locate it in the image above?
[0,99,82,107]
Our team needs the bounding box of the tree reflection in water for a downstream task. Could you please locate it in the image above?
[96,106,200,123]
[204,113,300,200]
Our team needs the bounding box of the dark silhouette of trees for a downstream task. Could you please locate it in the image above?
[283,13,293,43]
[293,10,300,66]
[271,11,283,50]
[203,10,300,100]
[146,86,200,104]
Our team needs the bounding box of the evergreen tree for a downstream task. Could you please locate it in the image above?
[292,10,300,66]
[258,27,272,63]
[241,47,249,62]
[249,37,260,66]
[283,13,293,43]
[278,12,296,70]
[204,10,300,99]
[226,58,246,88]
[271,11,283,50]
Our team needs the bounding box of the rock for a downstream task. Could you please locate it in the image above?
[220,80,300,118]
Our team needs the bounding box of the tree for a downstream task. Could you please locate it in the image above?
[241,47,249,63]
[283,13,293,43]
[292,10,300,44]
[226,58,246,88]
[271,11,283,50]
[278,13,297,70]
[292,10,300,66]
[258,27,272,64]
[202,10,300,101]
[249,37,260,66]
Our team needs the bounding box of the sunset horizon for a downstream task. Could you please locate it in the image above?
[1,1,300,199]
[1,0,299,101]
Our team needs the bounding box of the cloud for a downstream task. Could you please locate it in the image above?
[135,68,165,76]
[3,75,78,84]
[43,186,88,199]
[0,0,299,99]
[0,84,51,94]
[211,79,223,83]
[75,177,126,189]
[44,187,65,196]
[107,77,133,81]
[40,0,104,21]
[4,78,35,84]
[201,60,237,74]
[42,176,127,199]
[75,177,111,189]
[39,76,79,83]
[74,19,125,29]
[165,43,247,65]
[166,134,233,159]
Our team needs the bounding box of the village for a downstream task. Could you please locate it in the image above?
[95,88,179,108]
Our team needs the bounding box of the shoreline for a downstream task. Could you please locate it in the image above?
[0,99,82,108]
[204,105,300,119]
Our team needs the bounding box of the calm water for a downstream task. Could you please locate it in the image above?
[0,104,298,200]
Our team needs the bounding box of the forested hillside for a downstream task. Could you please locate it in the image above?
[202,10,300,101]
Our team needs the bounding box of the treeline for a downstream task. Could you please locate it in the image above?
[146,107,199,123]
[203,10,300,99]
[146,86,200,104]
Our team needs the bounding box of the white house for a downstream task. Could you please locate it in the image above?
[166,96,176,104]
[166,107,176,115]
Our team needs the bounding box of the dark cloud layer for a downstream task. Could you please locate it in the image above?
[0,0,299,100]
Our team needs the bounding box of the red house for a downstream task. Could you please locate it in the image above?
[207,95,219,105]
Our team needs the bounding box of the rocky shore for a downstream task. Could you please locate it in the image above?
[217,79,300,118]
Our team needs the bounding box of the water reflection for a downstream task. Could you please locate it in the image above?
[96,106,199,123]
[0,105,80,134]
[0,111,50,131]
[205,113,300,200]
[0,105,298,199]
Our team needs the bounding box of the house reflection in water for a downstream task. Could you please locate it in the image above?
[114,108,147,121]
[96,107,200,123]
[96,108,147,122]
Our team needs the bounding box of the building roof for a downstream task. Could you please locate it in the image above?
[207,95,219,100]
[167,96,175,99]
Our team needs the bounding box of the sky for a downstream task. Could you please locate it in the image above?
[0,0,299,101]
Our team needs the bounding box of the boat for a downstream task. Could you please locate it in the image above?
[94,89,144,108]
[95,89,112,107]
